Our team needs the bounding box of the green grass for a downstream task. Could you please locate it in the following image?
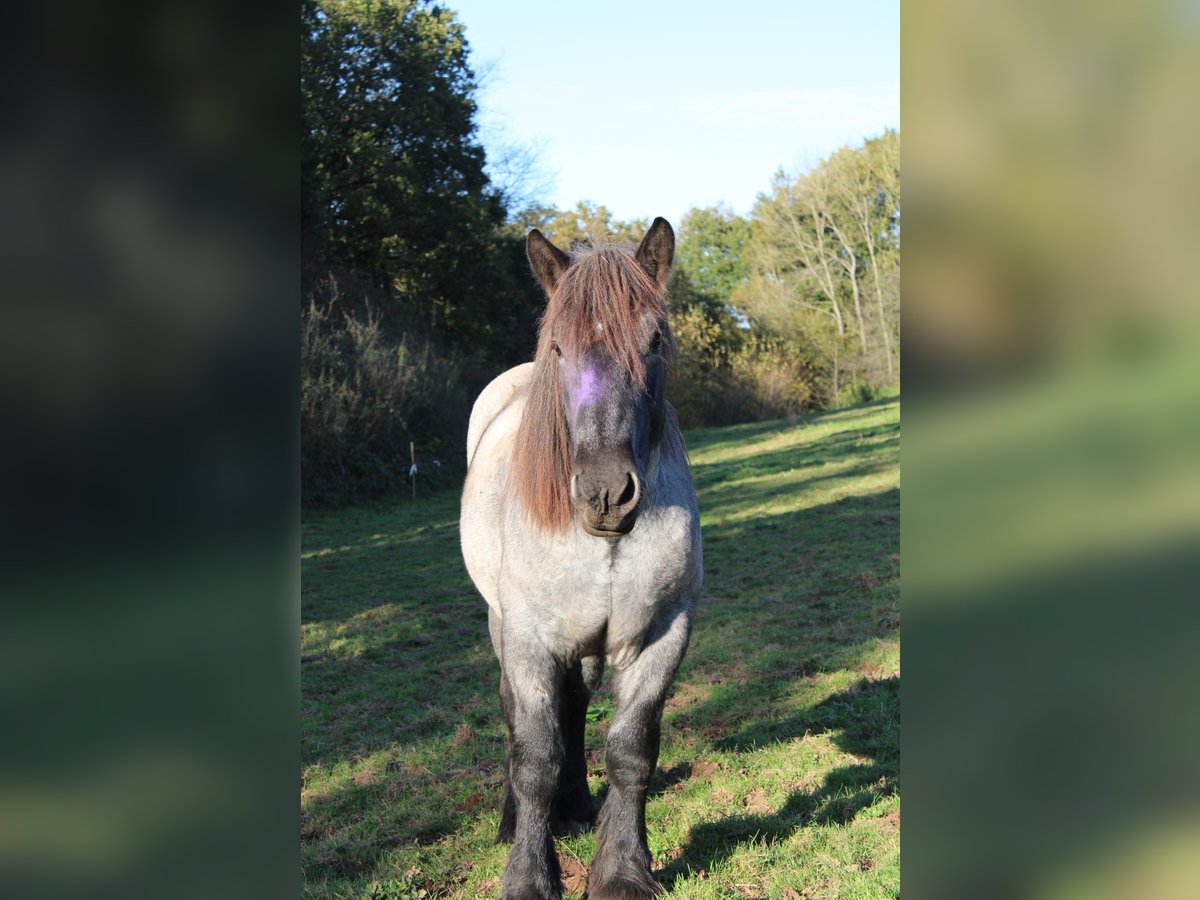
[302,394,900,899]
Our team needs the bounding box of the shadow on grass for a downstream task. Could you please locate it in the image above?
[700,457,898,526]
[694,428,898,488]
[659,677,900,890]
[650,466,900,890]
[689,414,898,529]
[685,395,899,454]
[301,778,465,883]
[302,496,506,885]
[302,398,900,893]
[691,420,898,481]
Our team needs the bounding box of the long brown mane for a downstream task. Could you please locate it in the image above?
[507,243,678,531]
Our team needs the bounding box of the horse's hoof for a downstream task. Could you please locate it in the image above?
[585,870,663,899]
[500,882,563,900]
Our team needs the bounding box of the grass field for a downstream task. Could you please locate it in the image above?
[301,394,900,899]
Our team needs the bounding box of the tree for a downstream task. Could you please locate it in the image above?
[675,206,751,314]
[826,130,900,380]
[301,0,551,504]
[743,132,901,396]
[301,0,508,349]
[512,200,649,249]
[752,170,846,338]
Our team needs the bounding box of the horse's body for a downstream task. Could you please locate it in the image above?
[460,220,702,899]
[463,360,699,670]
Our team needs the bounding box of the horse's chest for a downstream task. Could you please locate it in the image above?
[501,502,698,660]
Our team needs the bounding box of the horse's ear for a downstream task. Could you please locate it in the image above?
[635,217,675,290]
[527,229,570,297]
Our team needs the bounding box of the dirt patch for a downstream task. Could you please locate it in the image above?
[454,790,484,813]
[784,771,819,793]
[743,788,772,814]
[852,572,880,590]
[853,660,886,677]
[560,854,588,896]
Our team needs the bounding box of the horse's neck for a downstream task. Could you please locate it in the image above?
[644,423,686,502]
[645,445,662,492]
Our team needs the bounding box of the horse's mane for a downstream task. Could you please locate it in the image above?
[507,243,680,532]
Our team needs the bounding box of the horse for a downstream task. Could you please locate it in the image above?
[460,218,703,899]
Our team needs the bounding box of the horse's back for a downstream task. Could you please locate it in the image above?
[462,363,532,613]
[466,362,534,468]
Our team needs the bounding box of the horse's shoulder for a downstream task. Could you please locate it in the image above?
[466,362,534,466]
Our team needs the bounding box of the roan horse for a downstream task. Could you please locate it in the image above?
[460,218,703,899]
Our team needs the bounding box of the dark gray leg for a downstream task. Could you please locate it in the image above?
[587,606,692,900]
[491,608,522,845]
[496,672,519,844]
[499,637,564,900]
[554,660,596,833]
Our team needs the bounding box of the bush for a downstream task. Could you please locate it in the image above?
[839,380,882,407]
[668,306,731,428]
[301,297,469,506]
[727,346,815,420]
[669,307,820,427]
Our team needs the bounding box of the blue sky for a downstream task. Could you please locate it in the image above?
[448,0,899,228]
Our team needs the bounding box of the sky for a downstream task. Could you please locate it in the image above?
[447,0,899,228]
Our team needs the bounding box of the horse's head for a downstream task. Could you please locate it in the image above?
[524,218,675,537]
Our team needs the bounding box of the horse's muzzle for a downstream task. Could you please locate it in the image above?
[572,468,641,537]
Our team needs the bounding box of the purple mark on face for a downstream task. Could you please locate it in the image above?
[572,364,607,418]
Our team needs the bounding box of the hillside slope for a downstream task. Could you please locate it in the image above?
[302,394,900,899]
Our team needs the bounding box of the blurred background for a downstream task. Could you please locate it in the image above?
[2,0,1198,896]
[0,2,297,898]
[903,0,1200,896]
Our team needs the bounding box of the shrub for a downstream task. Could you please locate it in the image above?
[301,297,469,506]
[839,380,882,407]
[727,345,815,420]
[669,306,820,426]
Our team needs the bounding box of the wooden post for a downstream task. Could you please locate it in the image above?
[410,441,416,501]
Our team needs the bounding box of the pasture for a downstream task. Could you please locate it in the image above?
[301,394,900,899]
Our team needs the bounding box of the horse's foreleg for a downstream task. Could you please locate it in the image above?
[588,605,692,900]
[499,644,564,900]
[554,659,598,833]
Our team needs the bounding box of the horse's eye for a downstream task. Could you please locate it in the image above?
[551,341,562,357]
[649,332,663,352]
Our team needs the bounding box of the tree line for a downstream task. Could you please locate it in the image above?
[301,0,899,504]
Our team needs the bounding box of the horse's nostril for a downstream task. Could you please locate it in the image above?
[616,473,637,508]
[575,468,639,518]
